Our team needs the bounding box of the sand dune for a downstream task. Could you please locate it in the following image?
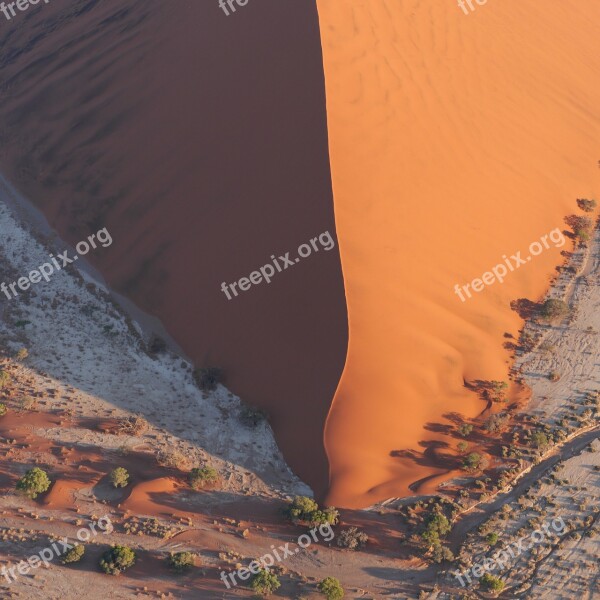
[316,0,600,507]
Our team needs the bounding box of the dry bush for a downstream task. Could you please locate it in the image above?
[117,415,149,436]
[156,449,190,470]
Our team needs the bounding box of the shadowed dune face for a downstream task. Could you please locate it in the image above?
[317,0,600,507]
[0,0,347,496]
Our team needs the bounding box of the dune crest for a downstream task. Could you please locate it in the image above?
[316,0,600,508]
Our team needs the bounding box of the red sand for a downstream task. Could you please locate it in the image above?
[0,0,346,497]
[317,0,600,507]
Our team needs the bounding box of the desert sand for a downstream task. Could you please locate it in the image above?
[316,0,600,507]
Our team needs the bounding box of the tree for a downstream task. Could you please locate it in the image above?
[61,544,85,564]
[100,545,136,575]
[0,403,6,417]
[16,468,51,499]
[337,527,369,550]
[480,573,505,593]
[531,431,550,450]
[458,423,473,437]
[168,551,195,572]
[251,569,281,595]
[286,496,319,522]
[577,198,597,212]
[541,299,569,321]
[430,542,454,563]
[110,467,129,488]
[484,413,509,434]
[487,381,508,403]
[189,466,219,489]
[463,452,484,472]
[421,511,451,546]
[318,577,345,600]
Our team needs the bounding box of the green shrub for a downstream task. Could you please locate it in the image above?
[16,467,51,499]
[457,441,469,454]
[168,551,194,572]
[61,544,85,564]
[110,467,129,488]
[541,299,569,321]
[462,452,484,472]
[458,423,473,437]
[99,545,136,575]
[0,370,10,388]
[0,403,6,417]
[486,532,499,546]
[189,466,219,489]
[286,496,319,522]
[318,577,344,600]
[15,348,28,361]
[531,431,550,450]
[480,573,505,592]
[251,568,281,595]
[421,511,451,546]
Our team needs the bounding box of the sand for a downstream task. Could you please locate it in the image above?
[0,0,347,498]
[316,0,600,507]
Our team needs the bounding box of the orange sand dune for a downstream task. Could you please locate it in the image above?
[317,0,600,507]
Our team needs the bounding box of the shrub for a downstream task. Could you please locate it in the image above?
[286,496,319,522]
[486,381,508,403]
[457,441,469,454]
[430,542,454,563]
[0,403,6,417]
[193,367,222,391]
[168,551,195,572]
[239,405,268,427]
[16,467,51,499]
[577,198,597,213]
[117,415,148,436]
[570,215,593,242]
[486,532,499,546]
[110,467,129,488]
[462,452,485,472]
[251,568,281,595]
[61,544,85,564]
[318,577,344,600]
[0,370,10,388]
[541,299,569,321]
[285,496,338,525]
[189,466,219,489]
[549,371,561,382]
[531,431,550,450]
[458,423,473,437]
[480,573,505,593]
[15,348,28,361]
[421,511,451,546]
[484,413,509,434]
[156,449,189,470]
[99,545,136,575]
[337,527,369,550]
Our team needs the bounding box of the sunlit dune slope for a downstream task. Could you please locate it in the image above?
[316,0,600,507]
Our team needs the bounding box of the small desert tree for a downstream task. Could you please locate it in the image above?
[463,452,485,472]
[577,198,597,213]
[16,467,51,499]
[540,299,569,321]
[251,568,281,595]
[168,551,195,572]
[318,577,345,600]
[189,466,219,489]
[337,527,369,550]
[480,573,505,593]
[100,545,136,575]
[110,467,129,488]
[458,423,473,437]
[0,403,6,417]
[61,544,85,564]
[0,370,10,388]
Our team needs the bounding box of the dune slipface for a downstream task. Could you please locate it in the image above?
[316,0,600,507]
[0,0,347,496]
